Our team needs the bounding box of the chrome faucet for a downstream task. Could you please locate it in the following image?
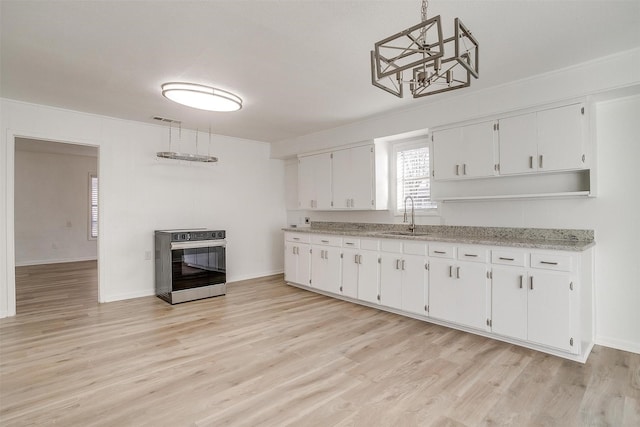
[403,196,415,233]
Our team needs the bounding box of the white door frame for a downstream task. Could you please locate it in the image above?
[5,130,103,316]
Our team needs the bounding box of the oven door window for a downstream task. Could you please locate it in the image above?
[171,246,226,291]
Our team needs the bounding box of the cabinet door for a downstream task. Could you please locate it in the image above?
[527,271,573,352]
[298,154,332,210]
[401,254,428,316]
[297,244,311,286]
[324,246,342,295]
[310,246,326,290]
[341,248,359,298]
[284,242,297,283]
[379,253,402,309]
[432,127,463,180]
[455,261,489,330]
[357,250,380,304]
[460,121,496,179]
[348,146,374,209]
[499,113,538,175]
[491,266,528,340]
[331,149,352,209]
[297,156,316,209]
[428,259,457,322]
[537,103,585,172]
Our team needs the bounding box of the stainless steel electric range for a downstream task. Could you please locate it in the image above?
[154,229,226,304]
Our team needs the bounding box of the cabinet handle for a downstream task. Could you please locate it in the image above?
[377,294,380,301]
[351,198,355,207]
[401,260,406,270]
[396,259,401,270]
[455,164,460,175]
[449,266,453,277]
[321,240,329,243]
[345,242,354,246]
[464,253,478,257]
[340,286,343,292]
[434,250,446,254]
[456,266,460,279]
[463,163,467,175]
[539,155,544,168]
[346,198,351,208]
[530,276,534,290]
[540,261,559,265]
[358,255,363,264]
[499,257,514,261]
[519,275,524,289]
[529,156,534,169]
[293,237,300,241]
[355,254,359,264]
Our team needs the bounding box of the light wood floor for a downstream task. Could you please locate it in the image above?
[1,261,638,426]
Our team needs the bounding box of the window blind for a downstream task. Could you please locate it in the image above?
[90,175,98,238]
[396,146,437,211]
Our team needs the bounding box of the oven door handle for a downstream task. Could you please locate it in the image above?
[170,240,226,250]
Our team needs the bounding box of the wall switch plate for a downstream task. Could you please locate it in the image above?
[304,217,310,224]
[145,251,152,260]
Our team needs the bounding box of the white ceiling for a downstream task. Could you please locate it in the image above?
[2,1,639,143]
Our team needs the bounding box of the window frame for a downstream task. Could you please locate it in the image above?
[88,173,98,240]
[391,138,439,217]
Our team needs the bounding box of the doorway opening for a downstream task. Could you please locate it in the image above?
[13,137,100,315]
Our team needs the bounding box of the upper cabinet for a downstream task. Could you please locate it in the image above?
[499,103,586,175]
[298,153,332,210]
[332,145,374,210]
[297,143,388,211]
[432,120,497,181]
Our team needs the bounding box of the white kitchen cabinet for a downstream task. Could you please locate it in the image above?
[400,254,429,316]
[284,241,311,286]
[499,103,585,175]
[432,120,497,181]
[342,238,380,300]
[491,266,528,341]
[429,258,488,330]
[527,270,573,352]
[310,235,342,294]
[298,153,332,210]
[332,145,374,210]
[297,142,388,211]
[379,252,403,309]
[491,252,576,353]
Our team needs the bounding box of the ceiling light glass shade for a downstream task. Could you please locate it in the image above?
[161,82,242,112]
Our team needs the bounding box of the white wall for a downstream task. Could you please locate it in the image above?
[275,49,640,354]
[14,149,98,266]
[1,99,287,316]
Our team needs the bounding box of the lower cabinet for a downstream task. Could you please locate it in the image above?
[310,235,342,294]
[284,240,310,286]
[491,257,576,353]
[284,232,593,362]
[429,259,488,330]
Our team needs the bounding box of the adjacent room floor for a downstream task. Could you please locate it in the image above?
[1,261,638,426]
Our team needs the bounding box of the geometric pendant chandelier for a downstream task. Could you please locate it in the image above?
[371,0,479,98]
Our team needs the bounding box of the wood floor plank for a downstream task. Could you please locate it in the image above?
[1,261,639,426]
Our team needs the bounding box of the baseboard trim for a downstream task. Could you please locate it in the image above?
[15,256,98,267]
[100,289,155,303]
[595,336,640,355]
[227,269,284,284]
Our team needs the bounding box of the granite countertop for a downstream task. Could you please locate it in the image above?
[282,222,595,252]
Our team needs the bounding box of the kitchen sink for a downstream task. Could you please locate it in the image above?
[379,231,432,237]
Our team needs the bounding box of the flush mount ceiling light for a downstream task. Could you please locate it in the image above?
[371,0,479,98]
[161,82,242,112]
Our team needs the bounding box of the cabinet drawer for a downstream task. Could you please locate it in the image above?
[404,242,428,256]
[530,253,573,272]
[492,249,526,267]
[380,239,403,253]
[285,232,310,243]
[429,244,455,258]
[457,246,488,263]
[361,239,380,251]
[342,237,360,248]
[311,235,343,247]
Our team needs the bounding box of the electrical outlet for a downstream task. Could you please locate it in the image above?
[145,251,152,260]
[304,217,310,224]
